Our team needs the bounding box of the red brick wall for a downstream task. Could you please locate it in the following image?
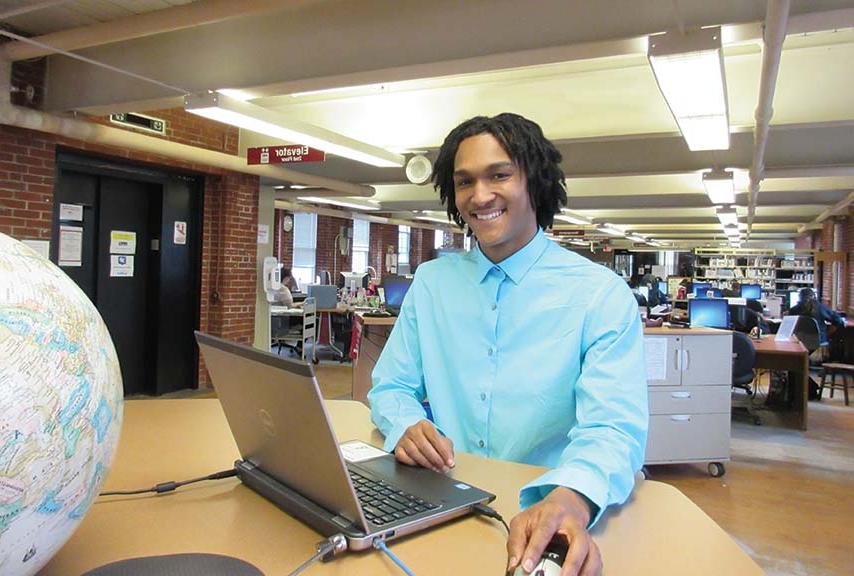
[846,211,853,315]
[316,214,352,280]
[370,223,399,282]
[0,113,258,389]
[92,108,239,155]
[409,227,436,271]
[820,220,835,305]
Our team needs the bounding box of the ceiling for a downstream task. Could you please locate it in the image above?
[2,0,853,250]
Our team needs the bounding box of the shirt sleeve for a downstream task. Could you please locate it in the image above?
[367,277,430,453]
[519,275,649,526]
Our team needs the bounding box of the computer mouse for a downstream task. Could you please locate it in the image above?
[511,538,566,576]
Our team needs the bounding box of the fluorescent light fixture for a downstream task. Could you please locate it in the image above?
[723,225,741,237]
[703,169,735,204]
[648,27,730,151]
[569,239,589,246]
[596,224,625,237]
[716,207,739,227]
[555,210,592,226]
[415,215,452,224]
[185,91,405,168]
[290,83,382,98]
[216,88,256,101]
[298,196,380,211]
[626,234,647,243]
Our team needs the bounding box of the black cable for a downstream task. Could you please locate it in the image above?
[472,502,510,534]
[99,468,238,497]
[288,534,347,576]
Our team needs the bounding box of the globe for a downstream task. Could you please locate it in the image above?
[0,233,123,576]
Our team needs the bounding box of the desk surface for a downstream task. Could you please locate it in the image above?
[44,400,763,576]
[753,335,808,355]
[353,311,397,326]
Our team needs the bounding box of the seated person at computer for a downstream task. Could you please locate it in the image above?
[281,267,299,292]
[270,283,302,308]
[722,280,741,298]
[368,113,647,576]
[790,287,845,346]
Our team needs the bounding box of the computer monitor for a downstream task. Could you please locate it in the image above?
[788,290,800,309]
[658,280,668,296]
[740,284,762,300]
[689,298,730,329]
[691,282,711,297]
[338,271,369,291]
[382,276,413,315]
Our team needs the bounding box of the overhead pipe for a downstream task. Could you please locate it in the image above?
[1,0,322,62]
[746,0,790,237]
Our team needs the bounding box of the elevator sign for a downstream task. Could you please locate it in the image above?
[247,145,326,165]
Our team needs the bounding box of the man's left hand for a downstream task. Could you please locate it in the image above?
[506,487,602,576]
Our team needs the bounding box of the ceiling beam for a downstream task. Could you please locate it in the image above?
[796,190,854,233]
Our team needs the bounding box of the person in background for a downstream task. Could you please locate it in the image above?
[281,268,300,292]
[722,280,741,298]
[790,287,845,346]
[368,113,647,576]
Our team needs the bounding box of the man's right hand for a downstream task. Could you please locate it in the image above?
[394,419,455,473]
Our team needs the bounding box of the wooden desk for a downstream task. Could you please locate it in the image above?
[753,336,809,430]
[352,313,395,402]
[43,400,763,576]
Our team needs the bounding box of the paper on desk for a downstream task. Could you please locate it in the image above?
[644,337,667,381]
[340,440,388,463]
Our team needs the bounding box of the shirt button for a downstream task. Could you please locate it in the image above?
[487,347,493,356]
[491,303,497,311]
[480,392,487,401]
[478,440,485,448]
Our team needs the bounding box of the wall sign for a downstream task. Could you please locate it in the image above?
[247,145,326,165]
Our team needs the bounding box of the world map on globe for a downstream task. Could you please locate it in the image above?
[0,233,123,576]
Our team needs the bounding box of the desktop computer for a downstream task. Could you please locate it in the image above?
[658,280,668,297]
[740,284,762,300]
[338,271,369,291]
[689,298,730,329]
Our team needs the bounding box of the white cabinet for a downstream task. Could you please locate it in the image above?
[643,329,732,476]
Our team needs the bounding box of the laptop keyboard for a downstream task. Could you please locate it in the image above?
[349,470,439,526]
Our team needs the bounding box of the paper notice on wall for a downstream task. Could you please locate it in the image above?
[644,337,668,382]
[59,203,84,221]
[21,239,50,260]
[110,230,136,254]
[174,221,187,245]
[257,224,270,244]
[110,254,134,277]
[58,225,83,267]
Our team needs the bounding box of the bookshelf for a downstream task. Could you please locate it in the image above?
[692,248,815,296]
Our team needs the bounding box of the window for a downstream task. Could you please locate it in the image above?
[434,229,444,250]
[291,212,317,287]
[398,225,410,266]
[351,218,370,274]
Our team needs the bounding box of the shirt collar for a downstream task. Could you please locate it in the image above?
[472,227,549,285]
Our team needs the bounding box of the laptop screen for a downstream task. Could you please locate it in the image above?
[689,298,729,329]
[383,277,413,313]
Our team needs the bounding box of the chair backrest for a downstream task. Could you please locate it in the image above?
[793,315,821,352]
[731,332,756,386]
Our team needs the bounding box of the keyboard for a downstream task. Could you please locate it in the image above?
[349,470,439,526]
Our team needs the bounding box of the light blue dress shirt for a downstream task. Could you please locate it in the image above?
[368,228,648,524]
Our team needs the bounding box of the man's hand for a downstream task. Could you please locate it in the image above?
[507,487,602,576]
[393,419,455,473]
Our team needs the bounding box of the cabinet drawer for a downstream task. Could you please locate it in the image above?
[645,413,730,463]
[649,386,730,415]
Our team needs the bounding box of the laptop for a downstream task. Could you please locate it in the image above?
[381,277,413,316]
[195,332,495,551]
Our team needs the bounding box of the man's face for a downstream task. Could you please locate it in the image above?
[453,133,538,263]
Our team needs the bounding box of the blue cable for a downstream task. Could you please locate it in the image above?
[373,538,416,576]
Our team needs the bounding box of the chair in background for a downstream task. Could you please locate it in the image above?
[818,363,854,405]
[746,299,764,314]
[273,297,317,363]
[794,315,822,354]
[731,331,760,425]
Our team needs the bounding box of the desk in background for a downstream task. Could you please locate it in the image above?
[753,335,809,430]
[43,399,764,576]
[352,312,395,402]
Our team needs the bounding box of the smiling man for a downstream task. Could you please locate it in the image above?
[368,113,648,576]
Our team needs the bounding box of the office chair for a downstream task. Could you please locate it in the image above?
[731,332,760,425]
[793,316,821,354]
[746,299,764,314]
[273,297,318,363]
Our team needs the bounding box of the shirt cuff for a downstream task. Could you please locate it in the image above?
[380,412,427,453]
[519,465,610,527]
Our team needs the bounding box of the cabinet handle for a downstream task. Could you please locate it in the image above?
[675,349,682,371]
[682,350,690,370]
[670,392,691,399]
[670,415,692,422]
